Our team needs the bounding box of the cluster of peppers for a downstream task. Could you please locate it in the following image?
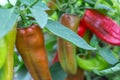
[0,1,120,80]
[48,0,120,80]
[0,23,52,80]
[52,8,120,80]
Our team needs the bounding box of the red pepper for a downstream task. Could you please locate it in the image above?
[82,9,120,45]
[78,19,92,43]
[52,52,59,64]
[77,19,87,37]
[16,24,52,80]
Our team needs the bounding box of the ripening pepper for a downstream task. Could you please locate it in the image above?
[82,9,120,45]
[16,24,52,80]
[58,13,80,75]
[0,23,17,80]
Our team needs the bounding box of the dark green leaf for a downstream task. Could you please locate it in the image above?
[90,35,99,48]
[30,8,48,28]
[15,0,21,7]
[0,8,19,38]
[104,0,113,6]
[46,41,56,50]
[99,48,118,65]
[50,62,67,80]
[14,52,20,67]
[45,35,57,51]
[46,20,96,50]
[84,0,95,5]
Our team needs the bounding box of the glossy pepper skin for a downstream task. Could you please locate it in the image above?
[82,9,120,45]
[58,13,80,75]
[77,19,92,43]
[77,19,87,37]
[0,24,17,80]
[16,24,52,80]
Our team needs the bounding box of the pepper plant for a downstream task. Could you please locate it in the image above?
[0,0,120,80]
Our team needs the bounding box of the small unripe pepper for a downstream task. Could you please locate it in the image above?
[58,13,80,75]
[76,53,110,71]
[16,24,52,80]
[82,9,120,45]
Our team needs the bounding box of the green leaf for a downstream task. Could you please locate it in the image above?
[14,52,20,67]
[84,0,95,5]
[50,62,67,80]
[90,35,99,48]
[20,0,49,11]
[104,0,113,6]
[20,0,41,6]
[30,8,48,28]
[0,8,19,38]
[94,63,120,76]
[32,1,49,10]
[98,48,118,65]
[45,34,57,51]
[46,20,96,50]
[95,4,114,11]
[20,0,34,5]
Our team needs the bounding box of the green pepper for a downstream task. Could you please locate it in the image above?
[76,53,110,71]
[0,23,17,80]
[0,38,7,69]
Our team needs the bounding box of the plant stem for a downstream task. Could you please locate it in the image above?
[30,0,38,7]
